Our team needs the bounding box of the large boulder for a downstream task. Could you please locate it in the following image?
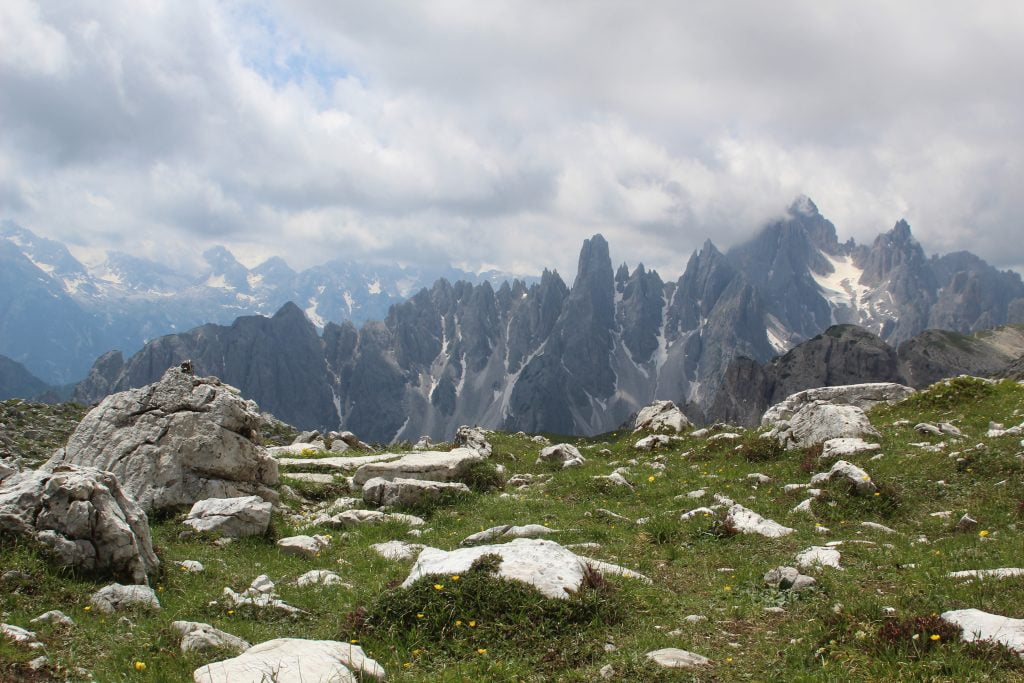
[193,638,385,683]
[51,365,278,513]
[766,401,881,450]
[183,496,272,538]
[402,538,649,599]
[633,400,693,434]
[352,449,483,487]
[0,465,158,584]
[762,383,914,426]
[536,443,585,468]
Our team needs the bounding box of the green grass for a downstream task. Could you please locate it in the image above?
[3,378,1024,680]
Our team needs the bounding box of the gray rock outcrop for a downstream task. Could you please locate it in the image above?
[0,465,158,584]
[51,365,278,513]
[171,620,250,654]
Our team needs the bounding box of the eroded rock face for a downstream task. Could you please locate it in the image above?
[51,365,278,513]
[0,465,158,584]
[633,401,693,434]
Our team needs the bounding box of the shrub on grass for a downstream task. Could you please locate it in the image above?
[460,460,506,493]
[352,554,627,670]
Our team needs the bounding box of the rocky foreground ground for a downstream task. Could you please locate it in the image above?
[2,367,1024,681]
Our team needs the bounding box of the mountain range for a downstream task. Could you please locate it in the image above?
[65,198,1024,442]
[0,220,530,385]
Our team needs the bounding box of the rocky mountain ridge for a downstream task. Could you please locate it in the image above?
[0,220,531,385]
[72,199,1024,441]
[708,323,1024,426]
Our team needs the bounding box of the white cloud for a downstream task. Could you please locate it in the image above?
[0,0,1021,281]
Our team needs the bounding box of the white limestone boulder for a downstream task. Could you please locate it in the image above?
[50,365,278,513]
[724,503,794,538]
[277,535,330,559]
[770,402,881,450]
[193,638,385,683]
[645,648,710,669]
[171,620,250,654]
[795,546,842,570]
[633,401,693,434]
[460,524,556,546]
[352,449,484,487]
[941,609,1024,655]
[90,583,160,613]
[453,425,492,457]
[0,465,158,584]
[536,444,585,468]
[183,496,272,537]
[401,538,649,600]
[762,383,915,425]
[820,438,881,460]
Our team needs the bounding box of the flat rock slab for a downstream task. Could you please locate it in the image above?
[184,496,272,538]
[278,453,402,472]
[352,449,484,486]
[941,608,1024,655]
[323,509,426,527]
[461,524,557,546]
[172,620,250,654]
[646,648,710,669]
[821,438,881,460]
[948,568,1024,581]
[402,538,649,600]
[193,638,385,683]
[280,472,337,484]
[725,504,794,538]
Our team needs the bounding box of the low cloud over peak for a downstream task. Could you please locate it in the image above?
[1,1,1021,279]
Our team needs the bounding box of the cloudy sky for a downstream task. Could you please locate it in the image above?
[1,1,1022,279]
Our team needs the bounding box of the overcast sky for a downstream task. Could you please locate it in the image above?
[1,1,1022,279]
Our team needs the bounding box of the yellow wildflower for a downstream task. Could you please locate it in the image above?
[433,583,444,590]
[451,575,460,581]
[469,620,477,627]
[134,661,147,671]
[455,620,463,626]
[979,530,990,538]
[477,648,487,655]
[648,476,656,483]
[930,634,941,641]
